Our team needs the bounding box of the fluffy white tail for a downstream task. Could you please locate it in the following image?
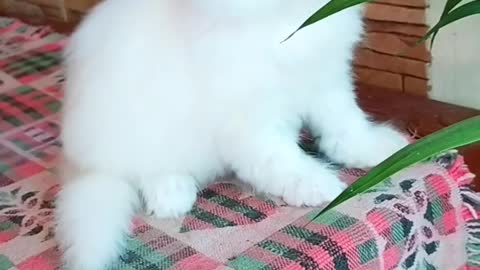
[56,172,138,270]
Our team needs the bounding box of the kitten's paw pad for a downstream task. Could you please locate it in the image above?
[281,170,346,207]
[142,176,198,218]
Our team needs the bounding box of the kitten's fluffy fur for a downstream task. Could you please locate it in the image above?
[56,0,408,269]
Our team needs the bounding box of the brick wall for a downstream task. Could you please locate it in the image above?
[354,0,430,96]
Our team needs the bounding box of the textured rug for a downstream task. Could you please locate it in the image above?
[0,17,479,270]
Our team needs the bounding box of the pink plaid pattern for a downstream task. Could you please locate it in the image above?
[0,42,62,84]
[0,144,44,185]
[181,182,278,232]
[6,120,59,150]
[0,87,60,133]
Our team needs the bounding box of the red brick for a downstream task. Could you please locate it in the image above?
[64,0,99,12]
[365,3,425,25]
[362,32,430,62]
[354,66,403,92]
[365,19,428,37]
[354,48,427,78]
[373,0,426,8]
[404,76,429,96]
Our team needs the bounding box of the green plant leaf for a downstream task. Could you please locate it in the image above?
[285,0,371,41]
[442,0,465,17]
[420,0,480,45]
[309,115,480,222]
[430,0,464,46]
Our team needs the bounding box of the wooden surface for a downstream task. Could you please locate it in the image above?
[5,14,480,189]
[357,85,480,189]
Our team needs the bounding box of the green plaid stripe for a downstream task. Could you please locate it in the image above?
[257,240,319,269]
[3,52,60,78]
[0,144,43,185]
[7,120,59,151]
[181,183,278,232]
[253,220,356,269]
[200,189,267,221]
[229,255,275,270]
[357,239,378,264]
[0,86,61,132]
[184,205,235,229]
[0,219,16,231]
[111,238,174,270]
[283,220,379,267]
[281,225,327,245]
[306,210,357,230]
[0,18,14,29]
[0,254,13,270]
[424,196,447,223]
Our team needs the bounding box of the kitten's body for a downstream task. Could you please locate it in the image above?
[56,1,408,269]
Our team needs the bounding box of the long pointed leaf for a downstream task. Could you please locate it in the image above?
[309,115,480,222]
[442,0,465,17]
[420,0,480,45]
[430,0,464,46]
[285,0,371,41]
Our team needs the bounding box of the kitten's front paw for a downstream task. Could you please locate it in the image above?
[141,175,198,218]
[281,168,346,207]
[321,124,409,168]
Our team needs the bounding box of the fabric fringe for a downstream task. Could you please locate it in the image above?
[442,152,480,269]
[462,187,480,269]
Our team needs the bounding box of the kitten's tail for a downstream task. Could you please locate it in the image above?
[56,172,138,270]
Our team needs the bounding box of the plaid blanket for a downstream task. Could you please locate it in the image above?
[0,17,479,270]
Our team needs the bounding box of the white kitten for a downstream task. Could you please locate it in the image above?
[55,0,408,269]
